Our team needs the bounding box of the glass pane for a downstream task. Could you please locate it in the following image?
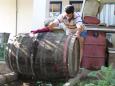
[0,33,10,61]
[50,2,62,17]
[0,44,5,60]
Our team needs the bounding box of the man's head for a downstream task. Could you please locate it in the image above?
[64,5,74,20]
[65,5,74,14]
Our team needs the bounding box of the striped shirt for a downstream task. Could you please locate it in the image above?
[53,12,83,35]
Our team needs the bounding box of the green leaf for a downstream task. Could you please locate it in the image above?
[88,71,97,77]
[85,83,96,86]
[110,79,115,85]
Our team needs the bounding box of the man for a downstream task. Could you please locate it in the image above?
[31,5,87,63]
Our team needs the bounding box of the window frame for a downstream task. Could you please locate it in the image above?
[50,1,62,17]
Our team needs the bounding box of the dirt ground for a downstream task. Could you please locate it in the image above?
[109,53,115,68]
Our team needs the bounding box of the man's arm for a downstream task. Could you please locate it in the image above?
[76,24,84,32]
[48,22,58,30]
[75,12,84,36]
[75,24,84,37]
[48,14,64,30]
[31,14,63,34]
[31,20,58,34]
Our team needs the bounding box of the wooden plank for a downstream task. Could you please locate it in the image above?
[108,48,115,54]
[85,26,115,33]
[53,26,115,33]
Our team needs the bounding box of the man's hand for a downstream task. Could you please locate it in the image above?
[75,24,84,38]
[74,31,80,38]
[76,24,84,32]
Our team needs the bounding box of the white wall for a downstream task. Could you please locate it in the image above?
[17,0,33,34]
[32,0,50,29]
[0,0,16,34]
[0,0,33,35]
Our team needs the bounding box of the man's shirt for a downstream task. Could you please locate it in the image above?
[53,12,83,35]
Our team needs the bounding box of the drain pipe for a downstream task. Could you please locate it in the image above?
[80,0,86,16]
[15,0,18,35]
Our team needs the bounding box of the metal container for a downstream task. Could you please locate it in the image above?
[81,31,107,70]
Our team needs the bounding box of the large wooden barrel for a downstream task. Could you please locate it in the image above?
[5,29,80,81]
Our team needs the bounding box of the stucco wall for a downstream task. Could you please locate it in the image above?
[0,0,16,34]
[17,0,33,34]
[0,0,33,35]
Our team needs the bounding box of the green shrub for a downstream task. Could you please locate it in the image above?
[76,65,115,86]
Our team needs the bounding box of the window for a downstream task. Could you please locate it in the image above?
[70,1,83,12]
[50,1,62,17]
[0,33,10,61]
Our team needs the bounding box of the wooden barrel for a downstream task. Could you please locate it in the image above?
[5,29,80,81]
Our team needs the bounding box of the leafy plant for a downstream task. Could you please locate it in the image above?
[85,65,115,86]
[35,65,115,86]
